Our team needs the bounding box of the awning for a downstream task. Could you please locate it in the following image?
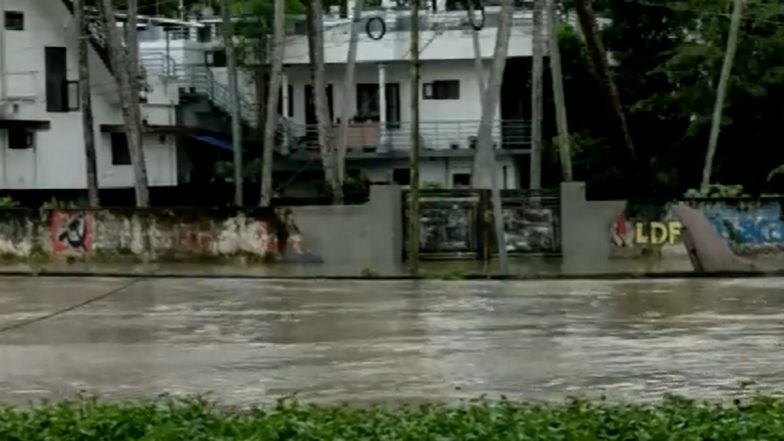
[190,134,233,152]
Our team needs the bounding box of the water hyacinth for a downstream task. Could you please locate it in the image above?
[2,395,784,440]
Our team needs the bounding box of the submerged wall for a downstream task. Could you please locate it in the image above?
[0,186,403,271]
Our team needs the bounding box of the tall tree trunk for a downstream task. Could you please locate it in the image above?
[574,0,638,173]
[529,0,544,190]
[702,0,745,192]
[75,0,100,206]
[336,0,363,184]
[221,0,244,206]
[408,0,421,275]
[472,0,513,274]
[260,0,285,206]
[99,0,150,207]
[306,0,343,203]
[468,1,485,99]
[548,0,572,181]
[254,65,268,144]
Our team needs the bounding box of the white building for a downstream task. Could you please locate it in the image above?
[0,0,180,191]
[0,0,537,196]
[139,0,536,193]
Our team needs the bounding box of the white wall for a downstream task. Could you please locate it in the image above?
[0,0,178,190]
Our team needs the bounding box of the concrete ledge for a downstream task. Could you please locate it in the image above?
[1,264,782,281]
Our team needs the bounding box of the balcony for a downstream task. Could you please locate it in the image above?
[277,119,530,159]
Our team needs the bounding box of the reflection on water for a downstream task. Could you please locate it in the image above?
[0,277,783,405]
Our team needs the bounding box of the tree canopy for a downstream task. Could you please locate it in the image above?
[559,0,784,198]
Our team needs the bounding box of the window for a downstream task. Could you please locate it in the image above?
[5,11,23,31]
[197,26,212,43]
[45,47,68,112]
[304,84,334,124]
[452,173,471,188]
[7,128,33,149]
[111,133,131,165]
[392,168,410,185]
[205,50,226,67]
[423,80,460,100]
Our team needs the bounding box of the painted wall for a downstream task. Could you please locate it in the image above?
[0,186,403,272]
[0,0,179,190]
[561,182,784,274]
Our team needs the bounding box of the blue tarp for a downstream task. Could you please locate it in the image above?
[190,134,233,152]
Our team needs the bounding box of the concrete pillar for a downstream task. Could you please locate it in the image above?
[281,70,290,155]
[378,63,388,151]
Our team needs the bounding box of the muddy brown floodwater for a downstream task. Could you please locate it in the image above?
[0,276,783,405]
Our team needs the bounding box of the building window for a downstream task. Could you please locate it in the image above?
[452,173,471,188]
[423,80,460,100]
[205,50,226,67]
[111,133,132,165]
[7,128,33,149]
[5,11,23,31]
[45,47,68,112]
[393,168,410,185]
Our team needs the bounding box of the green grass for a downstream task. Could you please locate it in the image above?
[3,395,784,440]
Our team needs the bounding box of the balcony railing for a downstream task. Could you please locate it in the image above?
[277,119,530,154]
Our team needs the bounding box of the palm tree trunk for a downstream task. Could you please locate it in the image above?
[468,2,485,96]
[221,0,244,206]
[99,0,150,207]
[701,0,745,192]
[306,0,343,203]
[574,0,638,172]
[260,0,286,206]
[336,0,363,185]
[472,0,513,274]
[548,0,572,181]
[529,0,544,190]
[75,0,100,206]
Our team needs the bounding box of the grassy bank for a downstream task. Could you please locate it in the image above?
[2,396,784,440]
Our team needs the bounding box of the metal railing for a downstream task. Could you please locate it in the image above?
[137,54,532,154]
[281,119,531,153]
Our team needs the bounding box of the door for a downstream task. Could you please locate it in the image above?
[355,83,400,128]
[45,47,67,112]
[304,84,334,124]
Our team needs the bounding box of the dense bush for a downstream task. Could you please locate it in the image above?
[2,395,784,440]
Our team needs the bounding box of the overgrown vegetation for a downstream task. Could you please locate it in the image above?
[4,395,784,440]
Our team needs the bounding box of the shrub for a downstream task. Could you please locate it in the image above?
[3,395,784,440]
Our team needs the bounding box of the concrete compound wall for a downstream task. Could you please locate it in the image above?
[561,182,784,274]
[0,186,403,272]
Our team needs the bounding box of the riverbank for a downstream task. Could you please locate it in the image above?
[2,396,783,440]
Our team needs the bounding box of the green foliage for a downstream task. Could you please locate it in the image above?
[6,396,784,440]
[563,0,784,197]
[0,196,19,208]
[41,198,80,210]
[684,184,749,199]
[769,164,784,182]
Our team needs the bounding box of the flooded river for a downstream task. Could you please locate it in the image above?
[0,276,783,405]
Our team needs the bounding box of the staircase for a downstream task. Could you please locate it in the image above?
[142,54,301,149]
[59,0,114,72]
